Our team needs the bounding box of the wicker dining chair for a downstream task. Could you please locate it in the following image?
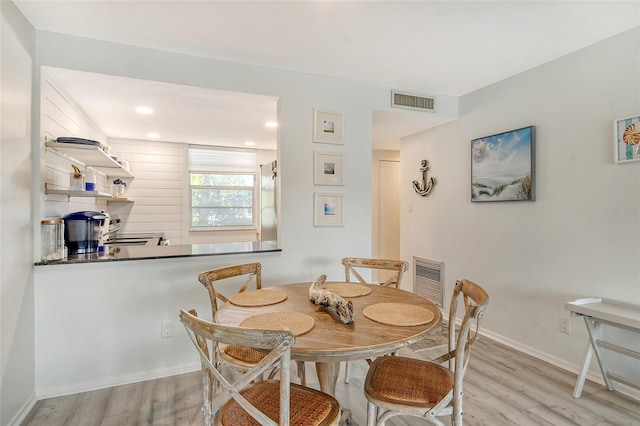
[341,257,410,383]
[342,257,409,288]
[198,263,268,372]
[363,279,489,426]
[180,309,341,426]
[199,263,307,385]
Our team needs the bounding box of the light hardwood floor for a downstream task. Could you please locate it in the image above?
[22,337,640,425]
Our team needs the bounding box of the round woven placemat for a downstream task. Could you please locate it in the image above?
[363,303,435,327]
[229,289,287,307]
[240,311,315,336]
[323,283,372,298]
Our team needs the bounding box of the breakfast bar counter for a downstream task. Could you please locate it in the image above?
[34,241,281,266]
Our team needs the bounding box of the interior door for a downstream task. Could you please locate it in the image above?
[377,159,401,283]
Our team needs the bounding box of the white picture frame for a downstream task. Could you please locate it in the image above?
[313,109,343,144]
[314,152,343,185]
[314,193,343,226]
[614,114,640,163]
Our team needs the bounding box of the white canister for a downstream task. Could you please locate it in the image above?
[85,167,96,191]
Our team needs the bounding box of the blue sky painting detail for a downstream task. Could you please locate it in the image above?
[471,126,534,202]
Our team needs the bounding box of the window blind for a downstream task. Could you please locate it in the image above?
[188,147,256,172]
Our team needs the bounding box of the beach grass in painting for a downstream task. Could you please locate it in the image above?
[471,126,535,202]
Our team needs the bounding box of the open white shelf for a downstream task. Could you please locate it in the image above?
[45,141,134,179]
[106,197,134,204]
[44,184,133,203]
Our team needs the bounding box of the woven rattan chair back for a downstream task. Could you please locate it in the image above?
[180,309,340,426]
[197,263,271,375]
[364,279,489,426]
[198,263,262,316]
[340,257,410,384]
[342,257,409,288]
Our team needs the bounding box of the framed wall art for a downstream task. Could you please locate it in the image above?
[313,109,343,144]
[314,193,343,226]
[614,115,640,163]
[314,151,343,185]
[471,125,535,202]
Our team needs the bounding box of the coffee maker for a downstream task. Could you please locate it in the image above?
[63,211,106,254]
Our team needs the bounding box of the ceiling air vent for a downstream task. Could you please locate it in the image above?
[391,91,436,112]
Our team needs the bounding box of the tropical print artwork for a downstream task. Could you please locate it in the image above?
[615,116,640,163]
[471,126,535,202]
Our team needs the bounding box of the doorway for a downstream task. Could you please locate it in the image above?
[372,150,401,284]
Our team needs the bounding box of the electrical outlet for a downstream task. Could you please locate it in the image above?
[559,317,571,335]
[161,321,173,338]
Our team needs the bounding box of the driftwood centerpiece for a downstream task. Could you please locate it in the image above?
[309,275,354,324]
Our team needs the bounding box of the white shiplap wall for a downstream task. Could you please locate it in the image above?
[107,139,184,244]
[40,68,109,219]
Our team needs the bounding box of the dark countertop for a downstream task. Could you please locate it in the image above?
[35,241,281,266]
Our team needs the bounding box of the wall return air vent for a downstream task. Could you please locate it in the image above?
[413,257,444,308]
[391,91,436,112]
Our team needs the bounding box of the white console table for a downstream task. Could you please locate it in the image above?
[565,298,640,398]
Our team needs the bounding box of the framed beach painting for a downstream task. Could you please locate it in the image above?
[314,193,343,226]
[614,115,640,163]
[471,126,535,202]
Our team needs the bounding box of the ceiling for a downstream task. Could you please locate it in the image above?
[16,1,640,150]
[44,67,280,151]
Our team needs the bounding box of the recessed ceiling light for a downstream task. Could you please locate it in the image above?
[147,133,160,139]
[265,121,278,128]
[135,106,154,114]
[244,141,256,146]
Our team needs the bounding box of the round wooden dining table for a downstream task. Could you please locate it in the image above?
[215,282,442,396]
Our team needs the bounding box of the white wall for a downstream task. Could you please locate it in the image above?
[29,30,455,397]
[0,1,36,424]
[401,27,640,396]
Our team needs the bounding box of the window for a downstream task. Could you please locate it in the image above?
[189,147,256,228]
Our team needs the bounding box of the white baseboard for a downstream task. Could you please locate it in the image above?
[36,362,201,399]
[32,331,640,404]
[614,382,640,402]
[479,328,603,383]
[7,393,37,426]
[478,329,640,401]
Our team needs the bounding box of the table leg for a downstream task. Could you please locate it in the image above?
[584,317,614,391]
[315,361,340,396]
[573,340,594,398]
[573,317,612,398]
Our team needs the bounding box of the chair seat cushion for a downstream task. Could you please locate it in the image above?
[219,379,340,426]
[222,344,267,364]
[365,356,454,406]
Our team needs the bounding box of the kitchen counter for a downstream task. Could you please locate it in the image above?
[35,241,281,265]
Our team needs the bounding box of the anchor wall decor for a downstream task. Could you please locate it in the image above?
[412,160,436,197]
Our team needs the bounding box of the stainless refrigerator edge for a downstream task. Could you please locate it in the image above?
[260,160,278,246]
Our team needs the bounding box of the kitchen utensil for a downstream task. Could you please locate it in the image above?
[56,137,102,146]
[69,164,84,191]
